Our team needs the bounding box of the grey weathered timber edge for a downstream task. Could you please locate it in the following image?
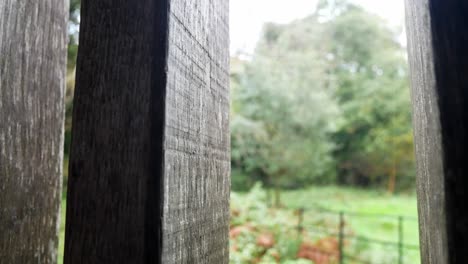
[405,0,448,262]
[65,0,230,263]
[0,0,68,262]
[162,0,230,263]
[406,0,468,263]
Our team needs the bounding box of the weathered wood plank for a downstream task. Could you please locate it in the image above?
[0,0,68,262]
[65,0,230,263]
[162,0,230,263]
[64,0,169,262]
[405,0,468,263]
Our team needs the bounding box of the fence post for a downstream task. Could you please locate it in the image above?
[398,216,404,264]
[406,0,468,262]
[297,208,304,238]
[65,0,230,263]
[338,211,345,264]
[0,0,67,262]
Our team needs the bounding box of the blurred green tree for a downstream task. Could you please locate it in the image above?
[323,1,414,192]
[231,19,340,205]
[231,0,414,195]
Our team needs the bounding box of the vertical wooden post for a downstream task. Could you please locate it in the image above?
[406,0,468,263]
[398,216,403,264]
[297,208,304,237]
[0,0,68,262]
[65,0,230,263]
[338,211,344,264]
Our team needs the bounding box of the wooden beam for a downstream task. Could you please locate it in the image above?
[0,0,68,262]
[65,0,230,263]
[406,0,468,262]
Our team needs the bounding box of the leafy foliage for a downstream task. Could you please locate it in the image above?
[229,184,420,264]
[230,184,306,263]
[231,18,340,192]
[68,0,80,69]
[324,2,414,191]
[231,0,414,193]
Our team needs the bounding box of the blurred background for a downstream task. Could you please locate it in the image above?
[63,0,419,263]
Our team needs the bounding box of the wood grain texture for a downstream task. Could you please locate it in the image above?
[162,0,230,263]
[406,0,468,263]
[64,0,168,262]
[0,0,68,263]
[65,0,230,263]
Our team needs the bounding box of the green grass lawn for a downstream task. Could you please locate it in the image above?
[230,185,420,263]
[281,186,420,263]
[282,186,419,243]
[58,185,419,263]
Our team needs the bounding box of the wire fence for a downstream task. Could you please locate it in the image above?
[293,205,420,264]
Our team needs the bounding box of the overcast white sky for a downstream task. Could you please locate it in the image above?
[230,0,406,55]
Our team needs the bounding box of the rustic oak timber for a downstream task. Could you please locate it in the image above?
[0,0,68,262]
[65,0,230,263]
[406,0,468,263]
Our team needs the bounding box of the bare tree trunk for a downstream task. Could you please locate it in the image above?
[65,0,230,263]
[387,160,397,194]
[274,186,281,208]
[266,187,271,206]
[0,0,68,262]
[273,174,282,208]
